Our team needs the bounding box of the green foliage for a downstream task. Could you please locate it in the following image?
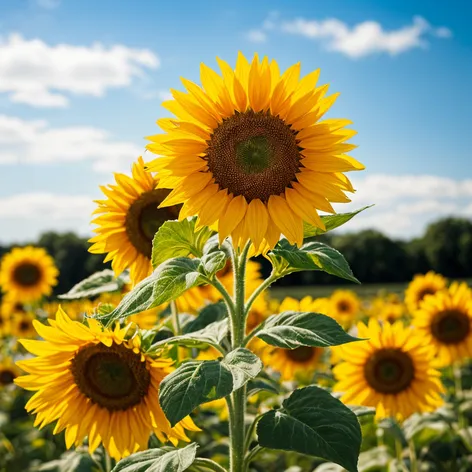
[160,349,262,426]
[58,269,129,300]
[269,240,359,283]
[151,217,213,268]
[303,206,373,238]
[256,386,362,472]
[148,319,228,353]
[255,311,361,349]
[182,302,228,334]
[112,444,198,472]
[100,257,210,325]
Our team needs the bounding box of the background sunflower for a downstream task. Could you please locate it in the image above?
[333,319,444,420]
[412,282,472,366]
[0,247,58,303]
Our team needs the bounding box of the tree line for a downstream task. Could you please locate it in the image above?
[1,217,471,295]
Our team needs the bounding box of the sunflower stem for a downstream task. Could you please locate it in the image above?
[408,439,418,472]
[244,272,279,318]
[104,449,113,472]
[170,300,181,335]
[243,445,263,470]
[193,458,228,472]
[453,362,467,428]
[228,241,251,472]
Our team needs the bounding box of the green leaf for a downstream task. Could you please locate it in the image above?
[270,240,359,283]
[160,348,262,426]
[59,269,129,300]
[182,302,228,334]
[223,348,263,390]
[256,311,361,349]
[100,258,206,325]
[149,320,228,352]
[112,443,198,472]
[303,206,373,238]
[247,377,280,398]
[256,386,361,472]
[199,251,227,278]
[152,217,213,269]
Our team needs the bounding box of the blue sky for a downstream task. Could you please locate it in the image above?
[0,0,471,243]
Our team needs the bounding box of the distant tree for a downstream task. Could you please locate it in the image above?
[329,230,411,283]
[419,218,472,278]
[37,232,109,295]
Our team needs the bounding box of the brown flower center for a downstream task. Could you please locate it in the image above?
[286,346,318,363]
[337,301,351,313]
[205,110,301,202]
[125,189,181,258]
[0,369,16,385]
[71,343,151,411]
[417,288,435,303]
[18,320,31,332]
[364,348,414,394]
[12,263,41,287]
[431,309,470,345]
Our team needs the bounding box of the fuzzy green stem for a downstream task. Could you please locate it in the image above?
[211,278,236,318]
[244,272,279,317]
[170,300,181,335]
[228,242,251,472]
[408,439,418,472]
[243,445,263,470]
[453,362,467,428]
[104,450,113,472]
[193,458,228,472]
[244,414,263,455]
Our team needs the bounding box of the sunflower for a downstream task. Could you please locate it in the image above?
[89,156,182,285]
[329,290,361,326]
[145,53,364,251]
[333,319,444,420]
[15,308,200,461]
[0,358,21,388]
[0,246,58,302]
[405,271,447,314]
[278,295,329,314]
[412,282,472,366]
[0,314,12,337]
[12,313,37,338]
[44,300,93,321]
[378,302,405,324]
[259,341,324,381]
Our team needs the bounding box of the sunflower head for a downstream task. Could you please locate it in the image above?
[412,282,472,366]
[0,246,58,302]
[0,358,20,387]
[329,290,361,326]
[12,312,37,338]
[146,53,364,251]
[333,319,444,420]
[15,308,200,460]
[89,157,182,285]
[405,271,447,314]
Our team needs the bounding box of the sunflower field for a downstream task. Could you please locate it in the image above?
[1,53,472,472]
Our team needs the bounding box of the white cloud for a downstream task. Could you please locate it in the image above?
[0,33,159,107]
[338,174,472,238]
[248,15,451,58]
[246,30,267,43]
[0,114,142,173]
[0,192,94,244]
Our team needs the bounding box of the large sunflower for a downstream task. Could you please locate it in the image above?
[0,247,58,302]
[412,282,472,366]
[405,271,447,314]
[15,308,200,460]
[89,157,181,285]
[333,320,444,420]
[145,53,364,251]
